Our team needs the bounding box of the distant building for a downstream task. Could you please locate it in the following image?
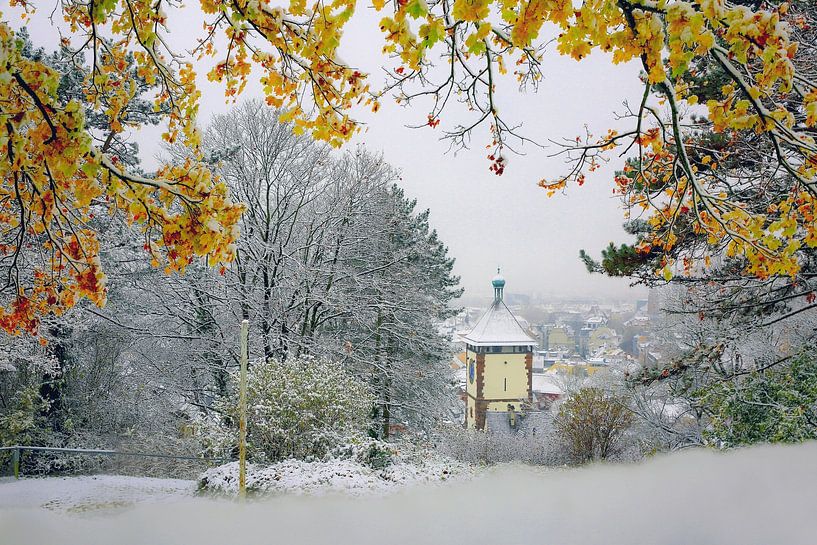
[584,315,606,330]
[547,326,574,353]
[538,349,569,369]
[587,326,620,353]
[647,289,660,319]
[530,323,548,349]
[531,374,563,409]
[460,270,537,432]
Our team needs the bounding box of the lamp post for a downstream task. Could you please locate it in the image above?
[238,319,249,499]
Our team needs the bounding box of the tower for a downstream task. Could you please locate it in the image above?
[461,270,536,431]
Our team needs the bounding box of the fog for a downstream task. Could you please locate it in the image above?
[3,442,816,545]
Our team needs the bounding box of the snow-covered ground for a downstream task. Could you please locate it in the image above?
[0,475,196,513]
[2,442,817,545]
[199,456,470,497]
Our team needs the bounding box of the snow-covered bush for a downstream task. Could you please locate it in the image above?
[190,410,236,461]
[196,355,373,463]
[0,387,107,475]
[434,414,568,466]
[330,437,398,469]
[198,449,470,497]
[0,386,51,470]
[0,335,60,466]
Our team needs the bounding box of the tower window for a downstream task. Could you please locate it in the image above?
[504,377,507,391]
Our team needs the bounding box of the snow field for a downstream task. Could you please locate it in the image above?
[0,475,196,513]
[1,442,816,545]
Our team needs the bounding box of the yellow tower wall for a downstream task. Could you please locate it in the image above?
[464,348,532,430]
[482,353,529,400]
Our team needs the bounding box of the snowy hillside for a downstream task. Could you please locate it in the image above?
[2,442,817,545]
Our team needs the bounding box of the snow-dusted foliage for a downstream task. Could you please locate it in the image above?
[197,448,470,497]
[195,356,372,462]
[0,98,462,474]
[160,102,462,436]
[0,386,49,452]
[627,286,817,451]
[704,352,817,446]
[0,333,59,455]
[434,415,568,465]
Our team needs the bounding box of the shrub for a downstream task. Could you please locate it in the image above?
[434,413,566,466]
[196,355,373,463]
[554,387,633,463]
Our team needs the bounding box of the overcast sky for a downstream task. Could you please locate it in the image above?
[341,13,648,301]
[22,5,650,301]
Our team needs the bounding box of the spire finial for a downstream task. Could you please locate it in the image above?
[491,268,505,302]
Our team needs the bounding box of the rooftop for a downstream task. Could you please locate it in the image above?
[459,299,538,347]
[532,374,564,396]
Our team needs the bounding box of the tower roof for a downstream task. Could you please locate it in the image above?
[461,299,537,347]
